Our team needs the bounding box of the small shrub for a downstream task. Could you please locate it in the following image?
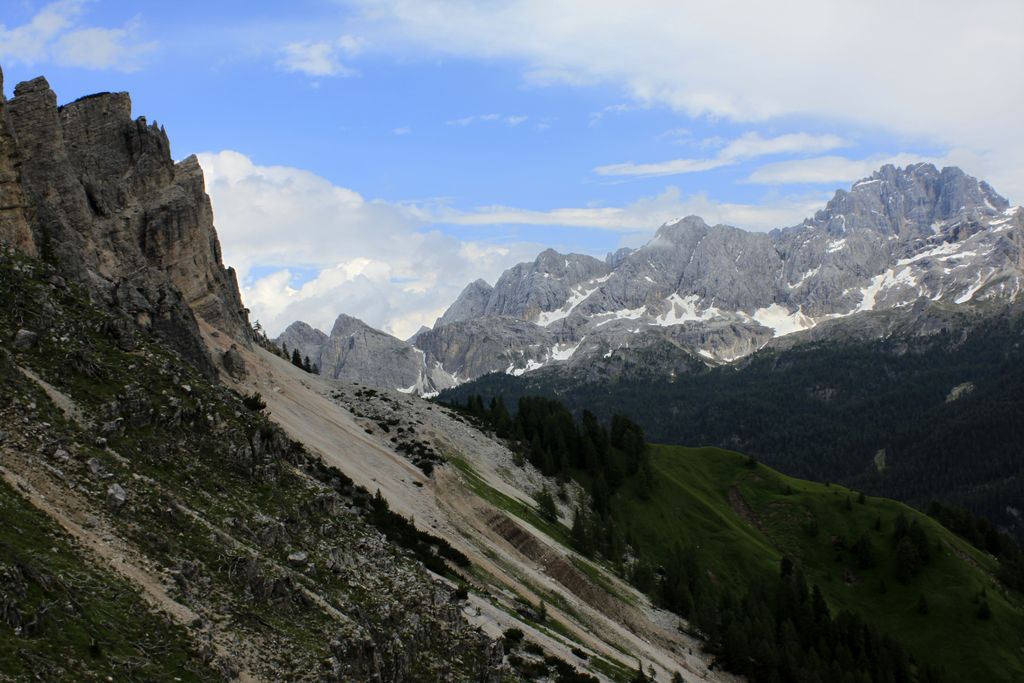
[502,627,524,647]
[242,392,267,412]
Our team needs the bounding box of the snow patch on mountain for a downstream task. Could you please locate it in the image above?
[748,304,816,337]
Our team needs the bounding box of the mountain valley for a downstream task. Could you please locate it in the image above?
[1,65,1023,683]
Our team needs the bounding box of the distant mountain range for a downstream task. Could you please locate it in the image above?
[280,163,1024,393]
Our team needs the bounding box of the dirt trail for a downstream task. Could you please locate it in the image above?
[18,366,89,427]
[0,453,261,683]
[203,325,735,682]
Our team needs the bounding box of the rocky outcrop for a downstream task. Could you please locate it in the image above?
[483,249,610,320]
[276,320,328,367]
[434,278,493,327]
[415,316,554,379]
[0,68,35,257]
[0,66,250,373]
[277,315,456,393]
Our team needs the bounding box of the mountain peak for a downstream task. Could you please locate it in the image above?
[330,312,380,337]
[806,164,1008,238]
[435,278,495,328]
[654,215,711,242]
[1,69,250,375]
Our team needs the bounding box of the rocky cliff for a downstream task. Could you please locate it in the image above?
[277,314,456,394]
[0,66,249,373]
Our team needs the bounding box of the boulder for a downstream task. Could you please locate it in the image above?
[12,328,37,350]
[106,483,127,509]
[222,345,247,380]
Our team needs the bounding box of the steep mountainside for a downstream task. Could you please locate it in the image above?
[0,253,503,681]
[440,396,1024,683]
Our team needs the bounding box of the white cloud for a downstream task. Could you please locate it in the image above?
[392,126,412,135]
[0,1,154,72]
[440,187,826,233]
[446,113,529,127]
[595,132,847,177]
[596,157,727,178]
[746,153,946,185]
[345,0,1024,200]
[199,151,825,337]
[197,151,538,339]
[278,38,359,77]
[53,22,156,72]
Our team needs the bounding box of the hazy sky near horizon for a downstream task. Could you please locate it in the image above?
[3,0,1022,338]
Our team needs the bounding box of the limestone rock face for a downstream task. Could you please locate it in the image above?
[414,316,554,379]
[483,249,611,320]
[277,321,328,368]
[0,68,35,257]
[0,68,250,373]
[434,279,493,328]
[277,315,456,394]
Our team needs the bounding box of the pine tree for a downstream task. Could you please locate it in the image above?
[291,348,303,368]
[535,486,558,522]
[637,450,656,500]
[812,585,829,623]
[571,506,592,555]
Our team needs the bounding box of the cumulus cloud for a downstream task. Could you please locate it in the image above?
[0,0,155,72]
[595,131,847,177]
[344,0,1024,200]
[197,151,539,339]
[199,151,827,337]
[278,36,361,77]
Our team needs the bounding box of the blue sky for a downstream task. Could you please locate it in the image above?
[2,0,1021,337]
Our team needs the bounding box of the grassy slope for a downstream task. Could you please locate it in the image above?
[0,478,211,682]
[0,252,503,680]
[617,444,1024,683]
